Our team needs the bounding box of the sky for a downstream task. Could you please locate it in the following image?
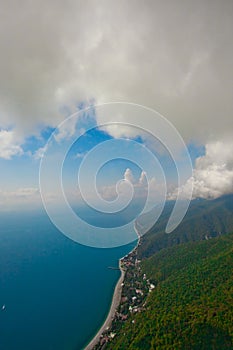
[0,0,233,212]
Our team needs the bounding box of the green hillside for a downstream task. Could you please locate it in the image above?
[106,232,233,349]
[138,194,233,259]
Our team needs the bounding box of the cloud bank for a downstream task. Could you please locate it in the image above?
[0,130,23,159]
[0,0,232,199]
[0,187,40,210]
[0,0,232,143]
[100,168,165,204]
[170,140,233,199]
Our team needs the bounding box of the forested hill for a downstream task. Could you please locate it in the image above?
[106,232,233,349]
[102,194,233,349]
[138,194,233,259]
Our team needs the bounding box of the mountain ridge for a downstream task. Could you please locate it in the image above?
[99,194,233,349]
[138,194,233,258]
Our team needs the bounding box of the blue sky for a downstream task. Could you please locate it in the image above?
[0,105,205,212]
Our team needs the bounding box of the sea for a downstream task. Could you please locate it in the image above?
[0,210,136,350]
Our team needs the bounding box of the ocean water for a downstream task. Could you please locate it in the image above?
[0,210,136,350]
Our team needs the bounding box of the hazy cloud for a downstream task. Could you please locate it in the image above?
[75,151,87,159]
[139,171,147,186]
[0,0,232,144]
[0,0,233,198]
[170,140,233,199]
[33,145,48,160]
[124,168,134,183]
[0,187,40,209]
[0,130,23,159]
[100,169,163,202]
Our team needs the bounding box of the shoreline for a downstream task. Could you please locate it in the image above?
[84,224,140,350]
[84,258,125,350]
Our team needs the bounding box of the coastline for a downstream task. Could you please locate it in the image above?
[84,224,140,350]
[84,258,125,350]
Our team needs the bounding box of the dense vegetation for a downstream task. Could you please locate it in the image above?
[106,232,233,349]
[138,194,233,259]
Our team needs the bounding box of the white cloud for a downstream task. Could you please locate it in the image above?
[98,185,117,201]
[124,168,134,183]
[54,116,78,142]
[34,145,48,160]
[101,123,143,140]
[170,140,233,199]
[0,187,40,209]
[139,171,147,186]
[0,0,232,200]
[99,169,165,203]
[0,130,23,159]
[98,168,138,201]
[75,152,87,159]
[0,0,232,147]
[13,187,39,197]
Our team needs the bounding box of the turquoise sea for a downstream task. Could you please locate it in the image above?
[0,210,136,349]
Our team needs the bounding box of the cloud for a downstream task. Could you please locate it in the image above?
[0,130,23,159]
[0,0,232,200]
[99,169,165,203]
[12,187,39,198]
[54,116,78,142]
[124,168,134,183]
[0,0,232,147]
[170,140,233,199]
[33,145,48,160]
[101,123,142,140]
[0,187,40,209]
[75,152,87,159]
[139,171,147,186]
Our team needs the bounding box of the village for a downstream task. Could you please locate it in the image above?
[93,244,155,349]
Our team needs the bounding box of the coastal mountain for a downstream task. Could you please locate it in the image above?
[94,194,233,349]
[138,194,233,258]
[105,231,233,349]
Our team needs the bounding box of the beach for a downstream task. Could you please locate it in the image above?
[84,260,125,350]
[85,224,141,350]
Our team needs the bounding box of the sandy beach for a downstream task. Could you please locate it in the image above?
[84,225,140,350]
[84,260,125,350]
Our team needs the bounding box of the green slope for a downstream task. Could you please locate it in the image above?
[106,232,233,349]
[138,194,233,259]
